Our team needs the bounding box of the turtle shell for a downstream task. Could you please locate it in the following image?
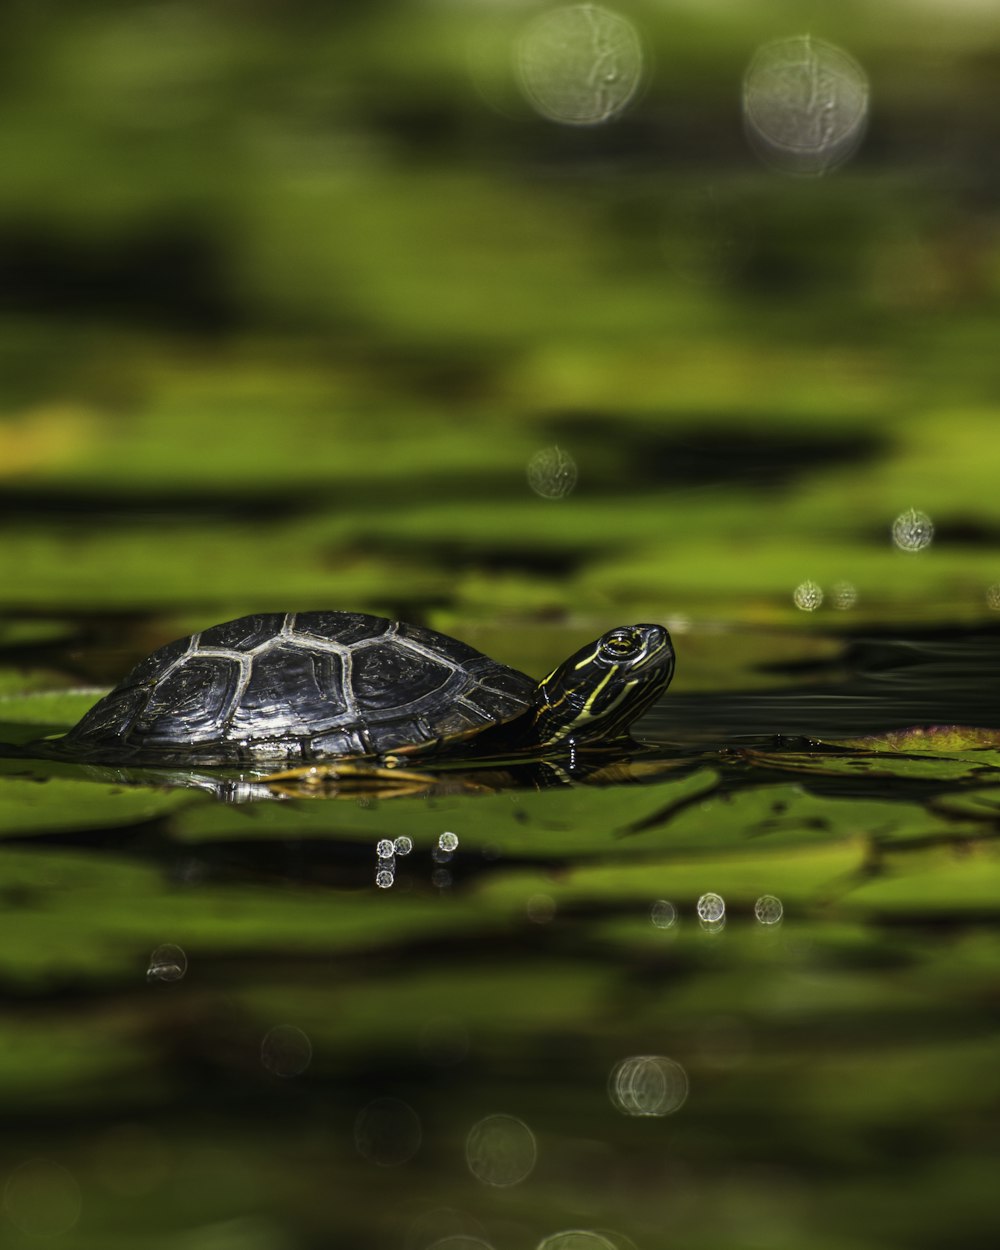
[62,611,538,765]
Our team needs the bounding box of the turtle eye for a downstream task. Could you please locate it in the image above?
[599,630,642,662]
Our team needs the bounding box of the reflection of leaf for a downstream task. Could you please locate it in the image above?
[834,725,1000,754]
[844,847,1000,918]
[476,841,863,916]
[172,768,722,856]
[745,745,998,783]
[0,772,189,837]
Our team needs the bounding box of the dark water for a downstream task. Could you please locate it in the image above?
[651,630,1000,739]
[1,622,999,1249]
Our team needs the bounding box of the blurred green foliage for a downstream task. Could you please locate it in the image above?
[3,2,1000,633]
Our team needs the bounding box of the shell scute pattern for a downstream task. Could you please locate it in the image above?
[67,684,148,745]
[119,635,192,690]
[350,641,455,713]
[138,656,243,745]
[229,646,348,739]
[294,610,391,647]
[199,613,287,651]
[63,611,538,764]
[394,619,482,663]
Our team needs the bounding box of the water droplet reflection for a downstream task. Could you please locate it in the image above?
[146,942,187,982]
[355,1097,422,1167]
[892,508,934,552]
[608,1055,689,1117]
[261,1024,312,1078]
[696,892,725,925]
[527,445,578,499]
[516,6,643,127]
[3,1159,82,1237]
[650,899,677,929]
[754,894,784,925]
[743,35,869,175]
[466,1113,537,1187]
[376,869,395,889]
[793,580,823,612]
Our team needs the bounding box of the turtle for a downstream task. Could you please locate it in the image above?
[54,611,675,769]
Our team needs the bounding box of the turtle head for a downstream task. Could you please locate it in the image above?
[532,624,674,748]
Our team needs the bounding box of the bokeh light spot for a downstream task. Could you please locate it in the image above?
[832,581,858,610]
[608,1054,689,1116]
[527,445,578,499]
[516,5,643,127]
[146,942,187,982]
[261,1024,312,1078]
[892,508,934,551]
[465,1113,537,1187]
[793,580,823,612]
[743,35,869,175]
[696,892,726,925]
[754,894,784,925]
[650,899,677,929]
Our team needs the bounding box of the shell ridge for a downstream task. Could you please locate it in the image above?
[393,635,462,672]
[340,643,358,720]
[224,655,254,736]
[283,633,348,655]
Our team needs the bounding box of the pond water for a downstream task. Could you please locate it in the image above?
[1,620,998,1250]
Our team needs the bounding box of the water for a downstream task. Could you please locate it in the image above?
[1,620,998,1248]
